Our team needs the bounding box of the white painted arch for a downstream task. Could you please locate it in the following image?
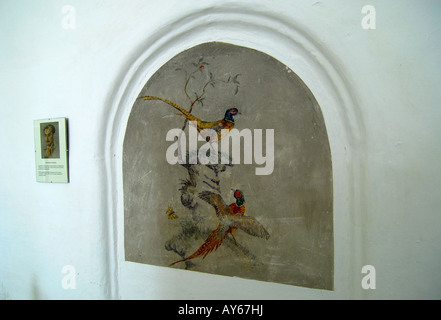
[101,5,366,299]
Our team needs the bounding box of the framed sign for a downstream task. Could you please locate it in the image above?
[33,117,69,183]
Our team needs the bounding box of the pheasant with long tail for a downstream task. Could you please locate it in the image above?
[138,95,239,141]
[169,189,270,266]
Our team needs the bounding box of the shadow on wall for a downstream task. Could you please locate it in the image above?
[0,276,43,300]
[0,284,11,300]
[31,274,43,300]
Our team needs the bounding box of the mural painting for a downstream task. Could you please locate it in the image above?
[123,42,333,289]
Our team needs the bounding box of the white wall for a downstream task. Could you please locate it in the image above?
[1,0,440,299]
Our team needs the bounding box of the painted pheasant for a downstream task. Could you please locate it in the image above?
[169,189,270,266]
[139,95,239,141]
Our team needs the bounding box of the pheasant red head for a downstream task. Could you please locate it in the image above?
[233,189,245,206]
[224,108,239,122]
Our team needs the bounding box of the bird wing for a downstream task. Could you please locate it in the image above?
[198,191,228,217]
[197,119,223,131]
[169,223,230,266]
[226,215,270,239]
[198,120,234,142]
[169,215,270,266]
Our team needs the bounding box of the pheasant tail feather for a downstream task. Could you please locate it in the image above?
[139,95,201,123]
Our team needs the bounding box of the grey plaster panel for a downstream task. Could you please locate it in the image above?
[123,42,333,290]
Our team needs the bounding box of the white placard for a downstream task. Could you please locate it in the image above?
[34,118,69,183]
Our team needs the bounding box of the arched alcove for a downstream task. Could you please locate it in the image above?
[102,6,365,298]
[123,42,333,289]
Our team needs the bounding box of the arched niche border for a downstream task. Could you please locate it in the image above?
[101,6,366,299]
